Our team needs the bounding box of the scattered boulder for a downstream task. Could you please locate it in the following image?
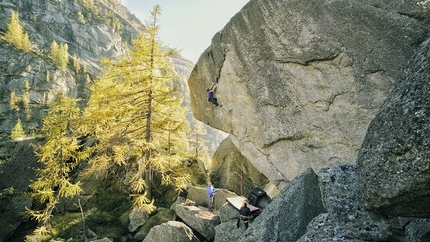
[217,200,242,223]
[235,168,325,242]
[357,37,430,217]
[142,221,199,242]
[134,208,175,241]
[186,185,237,211]
[174,203,220,240]
[128,207,150,232]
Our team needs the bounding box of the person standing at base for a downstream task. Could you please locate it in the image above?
[207,181,217,212]
[237,201,251,229]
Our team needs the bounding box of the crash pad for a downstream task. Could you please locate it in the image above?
[226,196,260,213]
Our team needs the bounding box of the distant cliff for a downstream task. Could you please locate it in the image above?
[188,0,430,189]
[0,0,140,134]
[0,0,200,135]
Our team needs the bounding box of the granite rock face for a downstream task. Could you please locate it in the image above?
[357,37,430,217]
[237,168,325,242]
[188,0,429,189]
[298,164,391,241]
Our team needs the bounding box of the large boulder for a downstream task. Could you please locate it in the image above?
[357,37,430,217]
[142,221,199,242]
[298,164,391,241]
[211,136,269,197]
[186,185,237,211]
[188,0,429,189]
[128,207,150,232]
[236,168,325,242]
[174,203,220,240]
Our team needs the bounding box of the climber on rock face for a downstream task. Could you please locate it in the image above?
[206,83,222,107]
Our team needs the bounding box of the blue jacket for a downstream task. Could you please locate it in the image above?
[207,185,216,197]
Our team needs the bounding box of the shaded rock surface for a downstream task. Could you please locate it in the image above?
[236,168,325,242]
[358,37,430,217]
[142,221,199,242]
[128,207,150,233]
[0,140,39,241]
[298,164,391,241]
[211,136,269,197]
[188,0,429,189]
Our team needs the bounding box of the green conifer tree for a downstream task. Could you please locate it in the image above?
[73,55,81,72]
[50,41,59,65]
[50,41,69,69]
[9,91,20,112]
[11,118,25,140]
[78,5,189,212]
[77,11,86,24]
[58,43,69,69]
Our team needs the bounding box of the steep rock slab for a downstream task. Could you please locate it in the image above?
[211,136,268,197]
[142,221,199,242]
[188,0,429,188]
[236,168,325,242]
[357,37,430,217]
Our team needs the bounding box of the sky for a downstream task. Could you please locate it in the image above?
[120,0,250,63]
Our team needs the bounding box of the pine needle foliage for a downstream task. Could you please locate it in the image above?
[190,119,208,160]
[28,93,88,232]
[5,11,30,52]
[50,40,69,69]
[11,118,26,140]
[78,5,189,212]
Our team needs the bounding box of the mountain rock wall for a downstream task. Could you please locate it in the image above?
[188,0,430,188]
[0,0,143,134]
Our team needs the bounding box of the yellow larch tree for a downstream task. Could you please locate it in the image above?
[27,94,89,235]
[6,11,30,52]
[78,5,189,212]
